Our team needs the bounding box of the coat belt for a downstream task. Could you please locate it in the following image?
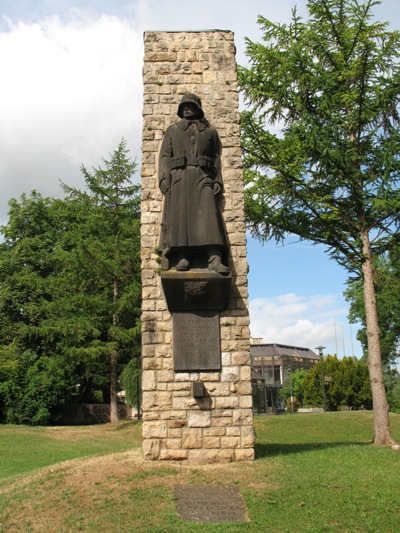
[170,155,214,170]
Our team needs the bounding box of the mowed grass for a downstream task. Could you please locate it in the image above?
[0,422,142,480]
[0,412,399,532]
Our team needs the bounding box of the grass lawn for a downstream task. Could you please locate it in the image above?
[1,411,399,532]
[0,422,142,480]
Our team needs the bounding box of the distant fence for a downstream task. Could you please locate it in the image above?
[61,404,135,425]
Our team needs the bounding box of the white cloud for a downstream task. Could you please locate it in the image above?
[0,0,298,226]
[249,293,362,357]
[0,13,143,223]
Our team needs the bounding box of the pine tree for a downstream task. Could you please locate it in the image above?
[239,0,400,444]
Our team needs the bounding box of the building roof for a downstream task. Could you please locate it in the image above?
[250,343,320,361]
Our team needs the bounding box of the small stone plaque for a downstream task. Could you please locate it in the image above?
[173,312,221,371]
[174,484,248,523]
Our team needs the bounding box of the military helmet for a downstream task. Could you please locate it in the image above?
[177,93,204,119]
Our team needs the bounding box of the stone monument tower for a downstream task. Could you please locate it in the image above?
[141,30,254,463]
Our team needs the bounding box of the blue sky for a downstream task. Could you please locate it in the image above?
[1,0,397,358]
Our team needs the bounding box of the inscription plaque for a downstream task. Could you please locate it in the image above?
[173,312,220,371]
[174,484,248,523]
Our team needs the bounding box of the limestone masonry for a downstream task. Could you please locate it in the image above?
[141,30,255,463]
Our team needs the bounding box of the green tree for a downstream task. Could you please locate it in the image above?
[0,192,66,351]
[0,192,80,423]
[0,141,142,424]
[279,368,308,406]
[0,349,76,425]
[345,247,400,365]
[120,357,141,412]
[56,139,142,423]
[239,0,400,444]
[385,367,400,412]
[302,355,372,410]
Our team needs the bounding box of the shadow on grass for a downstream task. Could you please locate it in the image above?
[255,441,371,458]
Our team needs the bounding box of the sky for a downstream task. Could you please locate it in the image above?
[1,0,398,359]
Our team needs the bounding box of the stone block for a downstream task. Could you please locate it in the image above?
[221,366,240,382]
[240,366,251,381]
[215,396,239,409]
[232,410,253,427]
[226,426,241,437]
[182,428,203,449]
[212,416,233,427]
[172,396,198,410]
[235,449,255,462]
[203,436,221,448]
[142,421,168,439]
[142,370,157,391]
[167,419,187,428]
[187,411,211,428]
[203,427,226,437]
[204,382,230,396]
[142,439,160,460]
[232,351,250,365]
[165,438,182,449]
[142,411,159,421]
[168,428,183,438]
[188,449,234,464]
[221,436,240,449]
[241,426,256,448]
[199,372,220,382]
[159,449,188,461]
[142,391,172,410]
[157,370,174,383]
[239,395,253,409]
[174,372,200,382]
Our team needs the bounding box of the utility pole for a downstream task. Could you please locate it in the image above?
[288,365,294,413]
[315,345,327,411]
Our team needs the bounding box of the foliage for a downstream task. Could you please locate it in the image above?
[385,366,400,412]
[0,140,141,424]
[279,368,307,406]
[239,1,400,262]
[345,246,400,364]
[58,139,142,421]
[120,357,141,408]
[238,0,400,444]
[0,350,76,425]
[302,354,372,410]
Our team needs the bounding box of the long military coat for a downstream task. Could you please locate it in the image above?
[158,118,227,254]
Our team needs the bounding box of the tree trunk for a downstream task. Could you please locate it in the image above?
[110,277,120,424]
[361,230,396,445]
[110,349,120,423]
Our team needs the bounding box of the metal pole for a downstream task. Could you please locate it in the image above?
[334,322,338,355]
[341,324,346,357]
[315,345,327,411]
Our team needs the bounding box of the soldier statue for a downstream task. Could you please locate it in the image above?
[158,93,230,274]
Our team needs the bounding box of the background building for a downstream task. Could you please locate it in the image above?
[250,340,320,412]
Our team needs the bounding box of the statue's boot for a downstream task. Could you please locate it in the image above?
[208,255,230,274]
[176,257,190,271]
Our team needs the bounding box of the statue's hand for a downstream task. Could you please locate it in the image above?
[213,182,222,195]
[159,179,169,195]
